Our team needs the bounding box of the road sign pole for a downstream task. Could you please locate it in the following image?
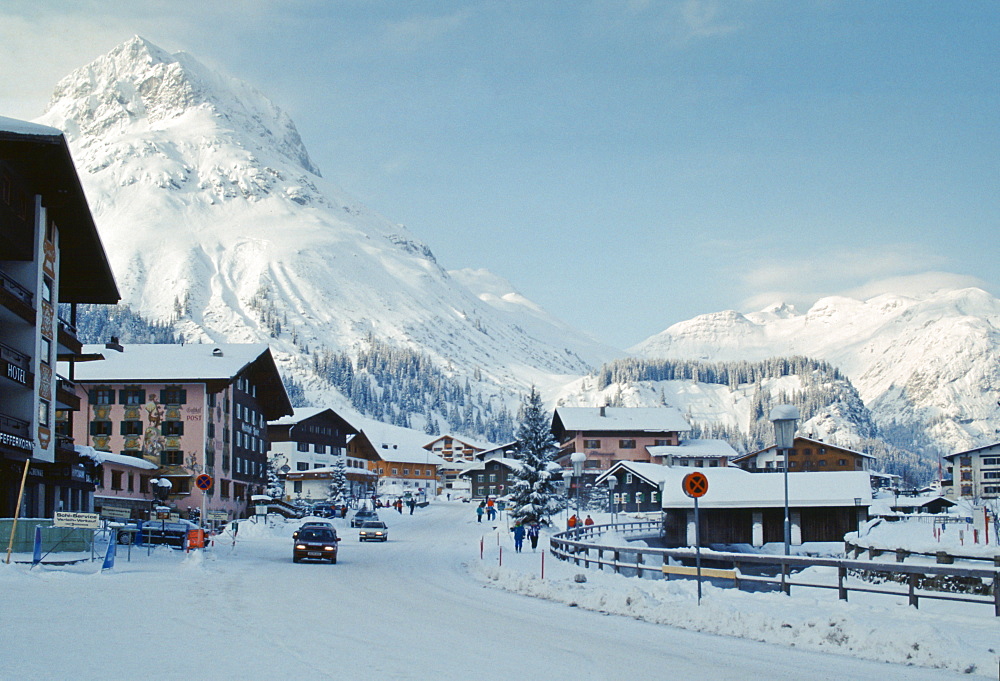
[694,494,702,605]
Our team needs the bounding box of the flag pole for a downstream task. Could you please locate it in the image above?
[5,459,32,564]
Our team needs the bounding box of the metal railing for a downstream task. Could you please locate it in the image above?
[0,270,33,306]
[550,522,1000,616]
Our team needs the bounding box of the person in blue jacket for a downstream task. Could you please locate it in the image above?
[476,501,485,522]
[511,521,526,553]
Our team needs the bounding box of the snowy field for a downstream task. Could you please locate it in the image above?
[1,502,996,680]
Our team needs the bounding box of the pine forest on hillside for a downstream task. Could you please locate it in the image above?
[72,304,939,484]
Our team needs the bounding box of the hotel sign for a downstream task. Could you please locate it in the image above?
[4,359,28,386]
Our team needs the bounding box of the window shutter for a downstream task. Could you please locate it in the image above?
[179,389,187,404]
[118,389,127,404]
[160,389,167,404]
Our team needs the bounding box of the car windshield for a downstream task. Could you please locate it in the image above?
[361,522,385,528]
[299,529,335,541]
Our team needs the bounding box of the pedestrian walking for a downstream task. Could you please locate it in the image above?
[567,514,578,530]
[511,521,526,553]
[584,515,594,526]
[527,521,540,551]
[476,502,485,523]
[408,498,416,515]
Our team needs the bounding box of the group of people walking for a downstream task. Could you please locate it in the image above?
[510,519,540,553]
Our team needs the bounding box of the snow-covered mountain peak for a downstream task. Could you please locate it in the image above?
[34,38,622,421]
[632,286,1000,452]
[42,35,320,181]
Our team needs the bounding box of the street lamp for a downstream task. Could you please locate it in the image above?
[606,476,618,526]
[570,452,586,519]
[769,404,799,557]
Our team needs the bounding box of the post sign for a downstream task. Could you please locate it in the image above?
[100,506,132,520]
[195,474,213,491]
[54,512,100,529]
[207,511,229,522]
[682,472,709,498]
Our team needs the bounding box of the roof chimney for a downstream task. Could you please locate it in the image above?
[599,405,606,417]
[212,347,223,357]
[105,337,123,352]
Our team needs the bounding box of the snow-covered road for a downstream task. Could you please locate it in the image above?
[0,503,985,679]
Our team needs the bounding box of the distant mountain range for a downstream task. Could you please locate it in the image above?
[36,37,1000,473]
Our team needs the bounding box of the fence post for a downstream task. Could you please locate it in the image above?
[782,562,791,596]
[598,548,603,572]
[908,573,919,609]
[838,566,848,601]
[636,551,643,578]
[614,549,620,575]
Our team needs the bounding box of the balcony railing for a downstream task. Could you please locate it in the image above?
[0,270,33,307]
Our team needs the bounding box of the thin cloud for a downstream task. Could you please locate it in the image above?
[736,244,956,311]
[381,9,475,53]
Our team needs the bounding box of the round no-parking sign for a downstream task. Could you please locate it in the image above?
[195,474,213,491]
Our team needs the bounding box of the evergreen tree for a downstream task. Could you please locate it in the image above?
[508,386,564,524]
[265,457,285,499]
[326,457,350,506]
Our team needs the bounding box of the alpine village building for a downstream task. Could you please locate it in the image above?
[69,342,292,522]
[1,116,120,518]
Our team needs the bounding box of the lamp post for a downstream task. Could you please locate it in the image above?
[570,452,586,520]
[606,476,618,526]
[769,405,799,557]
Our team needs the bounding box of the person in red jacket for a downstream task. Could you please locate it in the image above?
[584,515,594,526]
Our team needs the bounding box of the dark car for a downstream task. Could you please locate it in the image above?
[292,527,341,563]
[351,509,378,528]
[358,520,388,542]
[292,521,336,539]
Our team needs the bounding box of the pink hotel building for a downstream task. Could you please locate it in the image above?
[67,341,292,521]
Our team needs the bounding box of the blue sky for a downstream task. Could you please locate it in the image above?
[2,1,997,348]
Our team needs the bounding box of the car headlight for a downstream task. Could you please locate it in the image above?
[323,546,335,551]
[295,544,306,550]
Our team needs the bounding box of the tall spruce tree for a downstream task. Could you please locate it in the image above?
[326,457,350,506]
[508,386,564,524]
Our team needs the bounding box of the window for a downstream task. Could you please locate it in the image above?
[476,474,484,483]
[488,473,496,482]
[961,471,972,481]
[818,460,827,467]
[654,439,670,446]
[625,473,633,484]
[651,491,658,503]
[139,476,151,493]
[619,439,636,449]
[314,444,326,454]
[38,399,50,427]
[838,459,847,466]
[90,421,112,436]
[984,486,1000,495]
[788,462,797,469]
[127,473,134,492]
[92,388,114,405]
[119,388,144,405]
[207,393,217,408]
[403,469,409,476]
[984,457,1000,466]
[111,471,123,490]
[584,439,601,449]
[207,421,215,439]
[391,468,398,476]
[709,460,719,467]
[635,492,643,504]
[41,276,53,303]
[984,471,1000,480]
[162,421,184,436]
[161,450,183,466]
[297,442,309,452]
[221,479,230,498]
[960,456,972,467]
[297,462,309,471]
[802,448,812,456]
[160,387,187,405]
[40,338,51,365]
[121,420,142,436]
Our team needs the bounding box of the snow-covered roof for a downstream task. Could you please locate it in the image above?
[71,343,273,382]
[943,441,1000,459]
[658,468,873,509]
[595,461,673,487]
[423,433,493,451]
[647,438,737,459]
[0,116,64,138]
[553,407,690,433]
[75,445,159,470]
[459,457,525,476]
[739,437,876,460]
[271,407,328,426]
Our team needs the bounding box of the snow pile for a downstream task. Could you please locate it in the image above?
[470,521,998,677]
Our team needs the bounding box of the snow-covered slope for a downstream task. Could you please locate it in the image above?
[632,287,1000,452]
[36,37,620,401]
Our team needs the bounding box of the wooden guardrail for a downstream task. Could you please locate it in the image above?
[550,522,1000,616]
